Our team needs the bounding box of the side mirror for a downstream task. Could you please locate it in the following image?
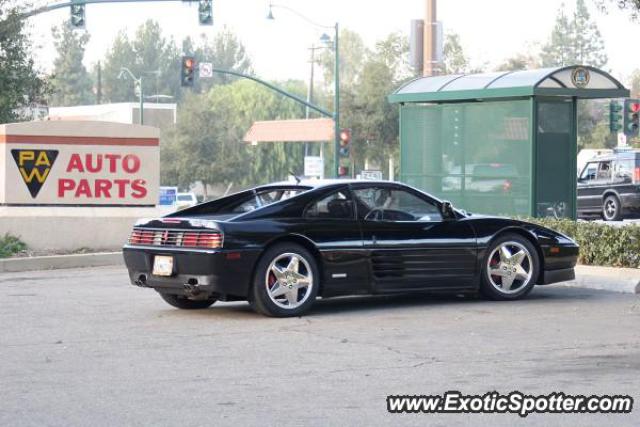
[440,201,456,220]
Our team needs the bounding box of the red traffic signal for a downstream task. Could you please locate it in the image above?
[339,128,351,156]
[624,99,640,137]
[181,56,196,87]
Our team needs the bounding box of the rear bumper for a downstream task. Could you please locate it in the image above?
[122,245,262,298]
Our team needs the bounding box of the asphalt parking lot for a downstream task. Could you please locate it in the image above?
[1,266,639,426]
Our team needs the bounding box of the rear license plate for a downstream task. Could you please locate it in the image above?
[152,255,174,276]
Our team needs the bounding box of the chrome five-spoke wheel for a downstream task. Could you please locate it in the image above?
[265,253,314,309]
[486,240,534,295]
[481,234,539,301]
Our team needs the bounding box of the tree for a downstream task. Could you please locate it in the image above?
[496,53,538,72]
[629,69,640,98]
[101,31,136,102]
[540,0,607,68]
[190,27,253,91]
[49,22,93,106]
[317,28,369,90]
[101,21,181,103]
[0,1,47,122]
[440,32,468,74]
[161,79,309,194]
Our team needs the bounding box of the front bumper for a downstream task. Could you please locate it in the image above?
[541,267,575,284]
[122,245,262,298]
[539,240,579,285]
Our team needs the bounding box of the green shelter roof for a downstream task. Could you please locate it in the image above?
[389,65,629,103]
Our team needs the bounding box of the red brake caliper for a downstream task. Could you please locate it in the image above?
[268,272,277,289]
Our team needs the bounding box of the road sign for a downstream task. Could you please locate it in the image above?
[361,170,383,180]
[304,156,324,177]
[618,132,627,147]
[199,62,213,78]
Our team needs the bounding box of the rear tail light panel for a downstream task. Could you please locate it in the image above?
[128,228,223,249]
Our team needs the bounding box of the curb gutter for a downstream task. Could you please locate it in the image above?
[0,252,123,273]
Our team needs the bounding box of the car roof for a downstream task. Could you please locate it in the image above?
[262,179,394,190]
[588,149,639,162]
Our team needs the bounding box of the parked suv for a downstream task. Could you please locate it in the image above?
[577,149,640,221]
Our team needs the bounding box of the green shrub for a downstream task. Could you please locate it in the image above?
[522,218,640,268]
[0,233,27,258]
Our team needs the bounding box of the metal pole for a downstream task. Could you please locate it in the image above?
[139,76,144,125]
[304,45,315,158]
[23,0,179,18]
[211,68,332,118]
[333,22,340,178]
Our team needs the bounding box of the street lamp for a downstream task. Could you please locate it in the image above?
[118,67,144,125]
[267,3,341,178]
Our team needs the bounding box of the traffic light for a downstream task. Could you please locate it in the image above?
[339,128,351,157]
[181,56,196,87]
[70,1,85,29]
[623,99,640,137]
[199,0,213,25]
[338,166,349,177]
[609,100,623,133]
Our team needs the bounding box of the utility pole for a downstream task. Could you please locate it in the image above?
[423,0,437,76]
[304,46,316,157]
[96,61,102,104]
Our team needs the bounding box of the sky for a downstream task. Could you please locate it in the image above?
[26,0,640,85]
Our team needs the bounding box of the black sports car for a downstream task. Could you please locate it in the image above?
[123,180,579,317]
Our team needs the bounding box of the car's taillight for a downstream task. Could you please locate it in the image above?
[634,167,640,183]
[128,229,223,249]
[181,231,223,248]
[129,229,154,245]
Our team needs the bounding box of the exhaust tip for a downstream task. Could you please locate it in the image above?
[134,274,148,287]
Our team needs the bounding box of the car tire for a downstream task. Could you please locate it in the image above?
[602,195,622,221]
[480,233,539,301]
[250,243,319,317]
[159,293,217,309]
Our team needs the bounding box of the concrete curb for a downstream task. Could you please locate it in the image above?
[0,252,123,273]
[562,265,640,294]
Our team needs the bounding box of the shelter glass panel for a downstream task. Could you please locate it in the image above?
[400,100,532,216]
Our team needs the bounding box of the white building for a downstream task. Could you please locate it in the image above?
[48,102,176,129]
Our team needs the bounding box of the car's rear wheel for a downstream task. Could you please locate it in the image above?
[159,293,217,309]
[250,243,319,317]
[602,195,622,221]
[480,234,539,300]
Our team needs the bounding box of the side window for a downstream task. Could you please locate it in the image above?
[353,187,442,222]
[305,190,354,220]
[614,160,634,181]
[597,161,612,180]
[580,162,597,181]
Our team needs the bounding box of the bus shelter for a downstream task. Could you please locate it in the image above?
[388,65,629,219]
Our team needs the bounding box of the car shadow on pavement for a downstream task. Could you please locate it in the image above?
[161,284,601,318]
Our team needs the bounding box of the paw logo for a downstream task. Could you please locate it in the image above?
[11,149,59,198]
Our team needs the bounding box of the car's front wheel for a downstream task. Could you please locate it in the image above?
[159,293,217,309]
[480,234,539,300]
[250,243,319,317]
